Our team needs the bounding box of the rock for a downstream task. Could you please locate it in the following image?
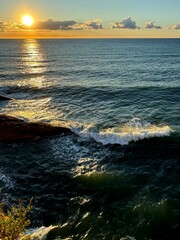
[0,94,13,101]
[0,114,72,142]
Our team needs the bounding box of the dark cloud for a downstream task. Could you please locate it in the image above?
[21,19,103,31]
[112,17,139,29]
[145,21,162,29]
[33,19,77,30]
[0,19,103,32]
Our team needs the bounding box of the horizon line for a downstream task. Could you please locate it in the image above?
[0,37,180,40]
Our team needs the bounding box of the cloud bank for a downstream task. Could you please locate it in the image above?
[33,19,76,30]
[33,19,103,30]
[0,19,103,32]
[0,18,179,33]
[145,21,162,29]
[112,17,139,29]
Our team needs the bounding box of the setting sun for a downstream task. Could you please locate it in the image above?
[22,15,34,26]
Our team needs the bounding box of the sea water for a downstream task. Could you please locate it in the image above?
[0,39,180,240]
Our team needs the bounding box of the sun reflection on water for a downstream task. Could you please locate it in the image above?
[22,39,44,64]
[0,97,60,122]
[0,39,58,122]
[20,39,47,88]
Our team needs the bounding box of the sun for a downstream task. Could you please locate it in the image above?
[22,15,34,27]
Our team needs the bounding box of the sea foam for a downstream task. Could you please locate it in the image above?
[23,226,57,240]
[71,118,172,146]
[26,226,136,240]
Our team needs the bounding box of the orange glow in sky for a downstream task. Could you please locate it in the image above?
[0,0,179,38]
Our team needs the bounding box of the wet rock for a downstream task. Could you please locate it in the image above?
[0,94,13,101]
[0,114,72,142]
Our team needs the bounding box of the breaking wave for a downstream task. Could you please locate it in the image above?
[26,226,136,240]
[25,226,57,240]
[71,118,172,145]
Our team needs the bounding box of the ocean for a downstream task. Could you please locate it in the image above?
[0,39,180,240]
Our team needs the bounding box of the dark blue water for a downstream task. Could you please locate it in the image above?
[0,39,180,239]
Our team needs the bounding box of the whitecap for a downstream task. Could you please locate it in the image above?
[71,118,172,146]
[24,226,57,240]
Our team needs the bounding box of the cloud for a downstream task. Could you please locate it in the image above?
[0,19,103,32]
[0,21,22,32]
[145,21,162,29]
[73,19,103,30]
[0,21,8,31]
[0,19,77,31]
[169,24,180,30]
[4,19,103,31]
[33,19,77,30]
[112,17,139,29]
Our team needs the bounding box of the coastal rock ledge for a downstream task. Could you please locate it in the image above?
[0,114,72,141]
[0,94,14,101]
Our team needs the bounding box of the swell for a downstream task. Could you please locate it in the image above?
[2,84,180,104]
[1,71,54,79]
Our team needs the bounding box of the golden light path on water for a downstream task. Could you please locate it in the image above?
[21,39,47,88]
[1,39,59,122]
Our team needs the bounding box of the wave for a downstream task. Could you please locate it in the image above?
[71,118,172,146]
[0,112,173,146]
[26,226,136,240]
[0,71,55,81]
[25,226,56,240]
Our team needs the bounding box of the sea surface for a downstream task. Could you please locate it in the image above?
[0,39,180,240]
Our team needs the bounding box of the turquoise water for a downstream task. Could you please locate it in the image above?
[0,39,180,239]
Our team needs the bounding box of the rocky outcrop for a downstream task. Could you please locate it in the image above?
[0,94,14,101]
[0,115,72,141]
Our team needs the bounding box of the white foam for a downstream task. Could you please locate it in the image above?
[120,237,136,240]
[71,119,172,146]
[23,226,57,240]
[90,125,171,145]
[26,226,136,240]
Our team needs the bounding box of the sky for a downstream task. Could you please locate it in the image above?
[0,0,180,38]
